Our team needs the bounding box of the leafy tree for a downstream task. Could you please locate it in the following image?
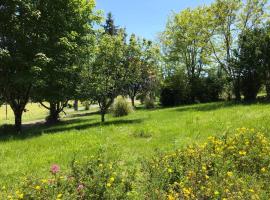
[32,0,97,123]
[80,32,126,122]
[236,28,265,101]
[260,24,270,100]
[161,6,214,102]
[124,35,160,107]
[0,0,42,132]
[210,0,268,100]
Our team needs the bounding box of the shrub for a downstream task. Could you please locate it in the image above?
[132,126,155,139]
[142,128,270,200]
[160,71,190,107]
[4,151,136,200]
[3,128,270,199]
[112,96,133,117]
[82,101,90,110]
[144,95,155,109]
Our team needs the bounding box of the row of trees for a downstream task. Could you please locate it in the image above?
[0,0,159,132]
[160,0,270,105]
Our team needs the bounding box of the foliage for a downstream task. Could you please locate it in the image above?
[143,128,270,199]
[162,6,213,102]
[80,30,127,122]
[144,95,155,109]
[236,28,264,101]
[161,0,268,103]
[112,96,133,117]
[0,0,43,131]
[3,128,270,199]
[160,69,224,106]
[2,151,136,200]
[31,0,98,123]
[124,35,160,107]
[160,70,190,107]
[103,12,119,36]
[210,0,268,100]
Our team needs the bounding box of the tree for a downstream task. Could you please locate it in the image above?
[161,6,213,102]
[261,24,270,100]
[32,0,97,123]
[237,28,264,101]
[0,0,42,132]
[80,32,126,122]
[103,12,119,36]
[210,0,268,100]
[124,35,160,107]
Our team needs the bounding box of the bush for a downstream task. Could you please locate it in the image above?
[160,71,190,107]
[142,128,270,199]
[144,96,155,109]
[4,151,136,200]
[112,96,133,117]
[4,128,270,199]
[82,101,90,110]
[160,70,224,106]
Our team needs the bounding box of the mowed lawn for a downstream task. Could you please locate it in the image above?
[1,101,270,187]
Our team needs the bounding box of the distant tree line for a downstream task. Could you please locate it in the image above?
[160,0,270,106]
[0,0,159,132]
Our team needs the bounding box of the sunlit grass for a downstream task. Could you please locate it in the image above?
[1,101,270,187]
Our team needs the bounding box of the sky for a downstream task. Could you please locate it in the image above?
[95,0,215,41]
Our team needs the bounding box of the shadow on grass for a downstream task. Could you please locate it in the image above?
[44,119,144,134]
[171,99,270,113]
[67,111,100,118]
[0,117,143,141]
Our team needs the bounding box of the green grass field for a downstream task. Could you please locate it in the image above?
[1,101,270,188]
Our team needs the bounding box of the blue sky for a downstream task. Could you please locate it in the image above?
[95,0,214,41]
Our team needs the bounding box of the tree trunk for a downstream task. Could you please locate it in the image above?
[46,102,60,124]
[74,100,78,111]
[101,112,105,123]
[266,83,270,101]
[265,73,270,100]
[14,109,23,133]
[9,103,24,133]
[233,79,241,101]
[131,96,135,108]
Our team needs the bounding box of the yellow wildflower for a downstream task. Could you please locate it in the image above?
[41,179,48,184]
[214,191,220,196]
[110,177,115,182]
[18,193,24,199]
[168,168,173,173]
[57,193,63,198]
[227,171,233,177]
[35,185,41,190]
[249,189,255,193]
[261,167,267,173]
[202,165,207,171]
[183,187,191,197]
[167,194,175,200]
[106,183,111,187]
[239,151,247,156]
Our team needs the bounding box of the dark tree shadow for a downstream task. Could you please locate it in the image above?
[67,111,100,118]
[173,99,270,113]
[44,119,144,134]
[0,117,144,141]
